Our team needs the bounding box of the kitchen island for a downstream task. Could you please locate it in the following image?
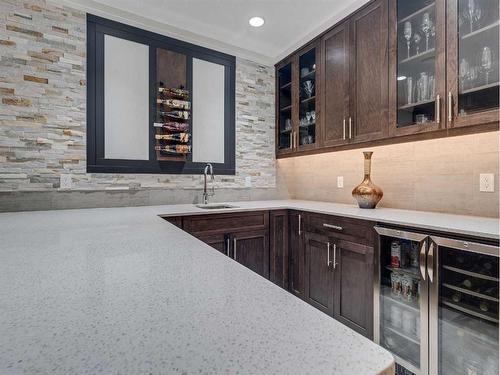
[0,202,395,374]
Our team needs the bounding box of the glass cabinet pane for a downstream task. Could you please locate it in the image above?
[396,0,437,127]
[298,49,316,147]
[438,247,499,375]
[277,63,292,150]
[379,235,423,372]
[457,0,499,116]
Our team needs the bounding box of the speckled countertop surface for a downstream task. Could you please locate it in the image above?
[1,200,497,374]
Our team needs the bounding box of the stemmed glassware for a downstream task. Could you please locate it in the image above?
[421,12,432,51]
[459,58,470,91]
[404,21,412,58]
[468,0,476,33]
[481,46,493,85]
[413,33,422,55]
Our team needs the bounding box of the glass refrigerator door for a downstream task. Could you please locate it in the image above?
[375,227,429,375]
[429,237,499,375]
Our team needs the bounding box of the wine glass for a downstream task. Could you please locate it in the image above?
[468,0,476,33]
[421,13,432,51]
[413,33,422,55]
[403,21,412,58]
[459,58,470,91]
[481,46,493,85]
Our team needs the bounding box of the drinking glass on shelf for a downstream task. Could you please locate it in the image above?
[481,46,493,85]
[403,21,412,58]
[406,76,413,105]
[413,33,422,55]
[459,58,470,91]
[468,0,476,33]
[421,12,432,51]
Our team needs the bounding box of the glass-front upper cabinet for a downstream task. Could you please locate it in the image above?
[390,0,446,135]
[447,0,499,128]
[297,45,318,150]
[276,61,293,153]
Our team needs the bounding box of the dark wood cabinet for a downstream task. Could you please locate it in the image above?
[349,0,389,143]
[275,0,498,159]
[321,21,350,147]
[197,233,228,256]
[289,211,306,299]
[270,210,289,289]
[304,232,335,315]
[333,239,374,338]
[232,229,269,279]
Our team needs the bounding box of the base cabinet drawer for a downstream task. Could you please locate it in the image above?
[183,211,268,235]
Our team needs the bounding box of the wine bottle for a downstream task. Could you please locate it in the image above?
[158,86,189,99]
[153,122,189,132]
[155,144,191,154]
[155,133,190,142]
[479,301,489,312]
[451,292,462,303]
[159,110,189,120]
[157,98,191,110]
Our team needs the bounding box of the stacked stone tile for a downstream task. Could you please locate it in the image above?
[0,0,276,193]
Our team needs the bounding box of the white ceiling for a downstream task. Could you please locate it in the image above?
[64,0,370,65]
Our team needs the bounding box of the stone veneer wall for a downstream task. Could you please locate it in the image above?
[0,0,285,211]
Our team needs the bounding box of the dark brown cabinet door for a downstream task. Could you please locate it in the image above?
[276,57,296,155]
[270,210,289,289]
[304,232,334,316]
[289,211,305,299]
[349,0,389,143]
[197,233,229,256]
[333,239,374,338]
[321,21,350,147]
[232,229,270,279]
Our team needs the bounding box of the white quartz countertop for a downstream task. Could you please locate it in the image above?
[0,201,396,375]
[157,200,499,240]
[1,199,498,374]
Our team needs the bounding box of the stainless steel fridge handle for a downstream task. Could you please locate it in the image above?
[427,241,435,283]
[419,240,426,280]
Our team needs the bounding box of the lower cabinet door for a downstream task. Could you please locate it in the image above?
[270,210,289,289]
[231,229,270,279]
[289,211,305,299]
[304,232,334,316]
[197,233,229,256]
[333,239,374,338]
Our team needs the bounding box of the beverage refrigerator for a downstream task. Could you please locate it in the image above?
[374,227,499,375]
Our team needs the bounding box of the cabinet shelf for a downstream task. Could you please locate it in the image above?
[398,98,435,110]
[399,48,435,65]
[280,128,292,134]
[442,298,499,324]
[384,324,420,346]
[280,81,292,90]
[442,265,499,282]
[280,105,292,112]
[386,265,421,279]
[442,283,499,303]
[460,81,500,95]
[381,285,420,313]
[398,2,435,24]
[300,69,316,80]
[300,96,316,104]
[461,21,500,41]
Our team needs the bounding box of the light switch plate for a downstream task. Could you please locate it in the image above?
[60,174,72,189]
[479,173,494,192]
[337,176,344,188]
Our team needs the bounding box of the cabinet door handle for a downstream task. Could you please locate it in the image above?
[448,92,453,122]
[348,117,352,139]
[289,132,293,149]
[333,243,337,269]
[226,236,230,257]
[419,240,426,280]
[427,241,434,283]
[327,242,332,267]
[298,214,302,235]
[343,118,346,140]
[435,94,440,124]
[294,131,298,149]
[233,238,237,260]
[323,223,343,231]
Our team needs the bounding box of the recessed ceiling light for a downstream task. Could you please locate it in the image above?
[249,16,265,28]
[397,75,407,81]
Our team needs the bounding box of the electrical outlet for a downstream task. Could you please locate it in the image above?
[60,174,72,189]
[479,173,494,192]
[245,176,252,188]
[337,176,344,188]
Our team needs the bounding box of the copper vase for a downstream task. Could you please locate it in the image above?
[352,151,383,209]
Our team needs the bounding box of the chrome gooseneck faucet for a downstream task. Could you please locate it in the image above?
[202,163,215,205]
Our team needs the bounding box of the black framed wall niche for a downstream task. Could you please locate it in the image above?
[87,14,236,175]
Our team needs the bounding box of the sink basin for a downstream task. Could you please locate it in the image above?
[195,203,238,210]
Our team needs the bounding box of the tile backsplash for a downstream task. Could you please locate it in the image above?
[278,132,499,218]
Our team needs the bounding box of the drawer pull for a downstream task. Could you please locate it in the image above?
[323,223,343,231]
